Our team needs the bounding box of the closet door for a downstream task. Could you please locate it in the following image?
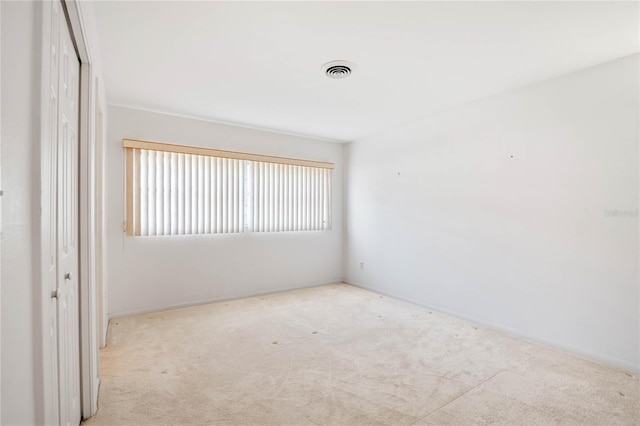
[55,2,81,424]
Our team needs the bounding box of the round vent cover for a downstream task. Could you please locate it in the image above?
[322,60,356,79]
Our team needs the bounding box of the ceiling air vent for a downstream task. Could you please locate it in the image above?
[322,60,356,79]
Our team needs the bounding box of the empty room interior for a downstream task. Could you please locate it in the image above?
[1,1,639,425]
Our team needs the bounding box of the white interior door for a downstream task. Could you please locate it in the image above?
[56,4,81,425]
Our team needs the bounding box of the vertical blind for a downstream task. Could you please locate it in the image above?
[124,139,333,236]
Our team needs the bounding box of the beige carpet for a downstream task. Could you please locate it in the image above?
[84,283,639,425]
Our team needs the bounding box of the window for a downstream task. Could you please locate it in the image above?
[124,139,333,236]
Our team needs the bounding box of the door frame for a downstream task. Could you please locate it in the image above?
[39,0,100,422]
[0,2,3,422]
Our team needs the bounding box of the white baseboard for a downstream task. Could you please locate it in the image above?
[108,280,343,320]
[344,280,640,374]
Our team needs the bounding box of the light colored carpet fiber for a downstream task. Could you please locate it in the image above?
[84,283,639,425]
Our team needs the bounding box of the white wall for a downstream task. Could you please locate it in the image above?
[106,106,344,317]
[1,2,42,423]
[345,54,639,372]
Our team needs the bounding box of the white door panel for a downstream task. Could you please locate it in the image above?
[45,1,62,423]
[55,2,81,425]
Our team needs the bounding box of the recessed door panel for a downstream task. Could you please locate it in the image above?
[56,3,81,425]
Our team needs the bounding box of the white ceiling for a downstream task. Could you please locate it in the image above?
[94,1,639,142]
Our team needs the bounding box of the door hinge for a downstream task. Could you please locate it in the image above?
[122,220,127,233]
